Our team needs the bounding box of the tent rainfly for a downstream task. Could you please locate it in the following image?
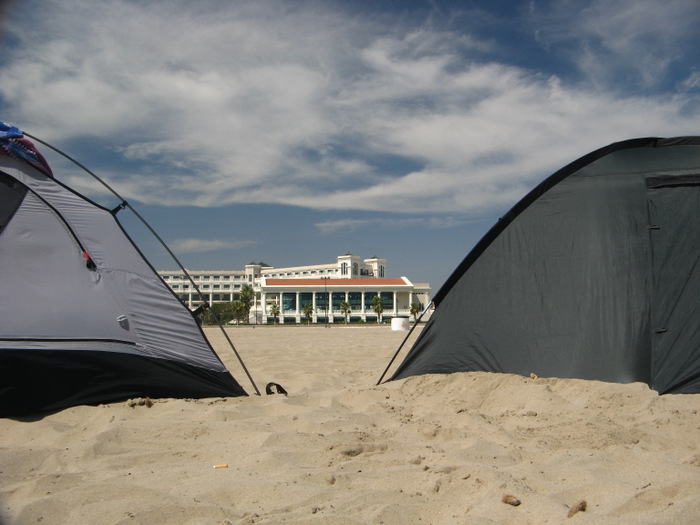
[389,137,700,394]
[0,123,247,417]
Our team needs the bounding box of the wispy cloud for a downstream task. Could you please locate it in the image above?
[169,238,257,255]
[1,0,697,216]
[315,216,472,234]
[528,0,700,92]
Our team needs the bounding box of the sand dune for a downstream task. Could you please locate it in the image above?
[1,325,698,524]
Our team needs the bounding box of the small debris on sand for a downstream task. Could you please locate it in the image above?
[567,500,587,518]
[502,494,521,506]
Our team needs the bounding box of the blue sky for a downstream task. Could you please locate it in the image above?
[1,0,698,292]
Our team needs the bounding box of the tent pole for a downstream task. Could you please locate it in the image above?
[25,132,261,396]
[376,302,432,385]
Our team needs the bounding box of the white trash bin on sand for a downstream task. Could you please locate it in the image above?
[391,316,409,331]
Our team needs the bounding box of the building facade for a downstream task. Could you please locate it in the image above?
[158,254,431,324]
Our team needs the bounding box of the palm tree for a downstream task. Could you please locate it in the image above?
[231,300,245,325]
[204,301,238,325]
[339,301,351,324]
[410,302,421,322]
[372,295,384,324]
[269,303,280,325]
[302,303,314,324]
[239,284,254,324]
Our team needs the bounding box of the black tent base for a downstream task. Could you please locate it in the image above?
[0,349,247,418]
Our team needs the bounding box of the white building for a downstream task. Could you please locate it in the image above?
[158,253,431,324]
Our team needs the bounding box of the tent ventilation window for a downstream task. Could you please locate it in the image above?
[0,171,27,234]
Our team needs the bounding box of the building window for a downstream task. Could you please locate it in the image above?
[381,291,393,308]
[299,293,313,308]
[341,262,348,275]
[315,292,328,307]
[348,292,362,309]
[282,293,296,311]
[332,292,345,310]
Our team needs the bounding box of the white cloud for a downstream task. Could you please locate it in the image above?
[169,238,257,255]
[529,0,700,91]
[1,0,697,217]
[679,71,700,93]
[315,216,472,234]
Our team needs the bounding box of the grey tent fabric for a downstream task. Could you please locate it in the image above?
[390,137,700,394]
[1,151,246,417]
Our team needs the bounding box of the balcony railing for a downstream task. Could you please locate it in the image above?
[276,308,415,316]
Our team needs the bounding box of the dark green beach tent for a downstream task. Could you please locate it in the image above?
[389,137,700,394]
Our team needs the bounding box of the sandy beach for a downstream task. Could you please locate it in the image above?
[1,325,699,524]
